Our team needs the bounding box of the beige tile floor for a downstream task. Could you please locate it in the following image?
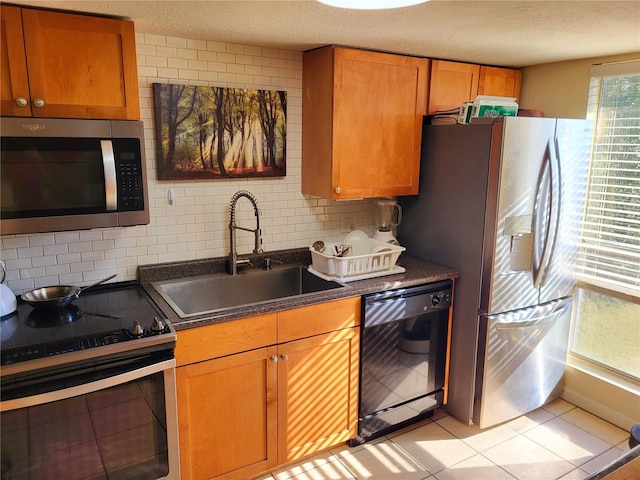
[256,398,633,480]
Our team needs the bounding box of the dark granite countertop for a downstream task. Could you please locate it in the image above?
[138,248,458,331]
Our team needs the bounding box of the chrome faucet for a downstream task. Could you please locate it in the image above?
[229,190,262,275]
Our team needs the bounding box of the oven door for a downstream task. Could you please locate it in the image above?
[0,358,179,480]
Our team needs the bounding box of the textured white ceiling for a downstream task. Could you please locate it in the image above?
[8,0,640,67]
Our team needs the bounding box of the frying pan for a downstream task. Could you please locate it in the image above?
[21,274,117,310]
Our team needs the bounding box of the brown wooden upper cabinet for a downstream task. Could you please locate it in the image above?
[427,59,522,115]
[302,46,429,200]
[0,6,140,119]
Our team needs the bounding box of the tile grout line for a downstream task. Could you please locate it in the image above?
[264,400,631,479]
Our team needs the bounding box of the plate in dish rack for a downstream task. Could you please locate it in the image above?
[343,230,370,255]
[344,230,369,243]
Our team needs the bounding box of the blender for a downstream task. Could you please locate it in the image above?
[373,198,402,244]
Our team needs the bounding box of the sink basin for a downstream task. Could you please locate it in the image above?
[151,266,349,318]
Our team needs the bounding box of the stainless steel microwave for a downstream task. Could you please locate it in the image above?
[1,117,150,235]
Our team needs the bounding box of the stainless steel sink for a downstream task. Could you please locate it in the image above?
[151,266,349,318]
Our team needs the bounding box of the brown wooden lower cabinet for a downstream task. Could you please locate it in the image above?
[176,297,361,480]
[177,346,278,480]
[277,327,359,465]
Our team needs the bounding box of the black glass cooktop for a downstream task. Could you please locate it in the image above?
[0,281,174,371]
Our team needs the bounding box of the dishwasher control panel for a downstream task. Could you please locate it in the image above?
[428,290,452,310]
[362,280,453,328]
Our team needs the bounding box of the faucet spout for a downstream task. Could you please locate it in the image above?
[229,190,262,275]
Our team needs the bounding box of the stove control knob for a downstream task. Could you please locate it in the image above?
[150,317,166,334]
[431,295,441,306]
[129,321,145,337]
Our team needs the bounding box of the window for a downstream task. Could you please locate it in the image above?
[571,60,640,381]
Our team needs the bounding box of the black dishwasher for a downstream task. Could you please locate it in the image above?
[353,280,452,444]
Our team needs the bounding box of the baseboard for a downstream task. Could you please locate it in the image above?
[561,364,640,431]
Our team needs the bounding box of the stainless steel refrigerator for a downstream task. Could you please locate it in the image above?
[397,116,592,428]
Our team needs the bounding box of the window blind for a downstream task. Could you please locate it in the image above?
[577,62,640,298]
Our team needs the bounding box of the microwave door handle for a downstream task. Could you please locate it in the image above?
[0,359,175,412]
[101,140,117,211]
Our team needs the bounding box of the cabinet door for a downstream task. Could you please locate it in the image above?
[277,327,360,464]
[427,60,480,115]
[177,347,278,480]
[20,9,140,119]
[332,48,428,199]
[478,66,522,103]
[0,6,31,116]
[302,46,428,200]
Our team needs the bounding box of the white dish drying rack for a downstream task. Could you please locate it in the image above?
[309,232,405,282]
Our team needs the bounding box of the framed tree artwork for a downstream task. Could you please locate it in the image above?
[153,83,287,180]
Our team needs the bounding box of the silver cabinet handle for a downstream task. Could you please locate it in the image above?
[334,187,341,194]
[280,354,288,361]
[33,98,45,108]
[16,97,28,107]
[270,355,278,363]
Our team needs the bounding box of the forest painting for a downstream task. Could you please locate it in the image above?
[153,83,286,180]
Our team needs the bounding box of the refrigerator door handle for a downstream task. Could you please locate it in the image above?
[493,301,571,330]
[532,137,562,288]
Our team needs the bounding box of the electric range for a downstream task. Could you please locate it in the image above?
[0,281,181,479]
[0,280,176,377]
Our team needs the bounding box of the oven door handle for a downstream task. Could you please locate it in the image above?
[0,359,175,412]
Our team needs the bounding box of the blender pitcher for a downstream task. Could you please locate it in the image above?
[374,199,402,244]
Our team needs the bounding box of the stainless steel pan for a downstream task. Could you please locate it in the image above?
[21,274,117,309]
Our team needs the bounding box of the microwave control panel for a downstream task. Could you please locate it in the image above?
[115,139,145,211]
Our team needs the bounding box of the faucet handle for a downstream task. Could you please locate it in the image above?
[264,258,283,270]
[236,258,254,270]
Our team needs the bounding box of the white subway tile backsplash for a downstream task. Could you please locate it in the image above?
[0,33,376,294]
[168,58,189,69]
[7,258,32,271]
[144,33,166,46]
[166,36,187,48]
[138,65,158,77]
[17,246,43,259]
[57,254,82,265]
[80,251,105,263]
[146,56,168,68]
[45,264,71,276]
[186,39,207,50]
[54,232,80,244]
[68,242,93,254]
[20,267,46,279]
[179,69,199,80]
[70,261,95,273]
[32,256,58,268]
[156,46,177,58]
[177,48,198,60]
[206,41,226,52]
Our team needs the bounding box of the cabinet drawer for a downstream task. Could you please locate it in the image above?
[176,313,277,366]
[278,297,361,343]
